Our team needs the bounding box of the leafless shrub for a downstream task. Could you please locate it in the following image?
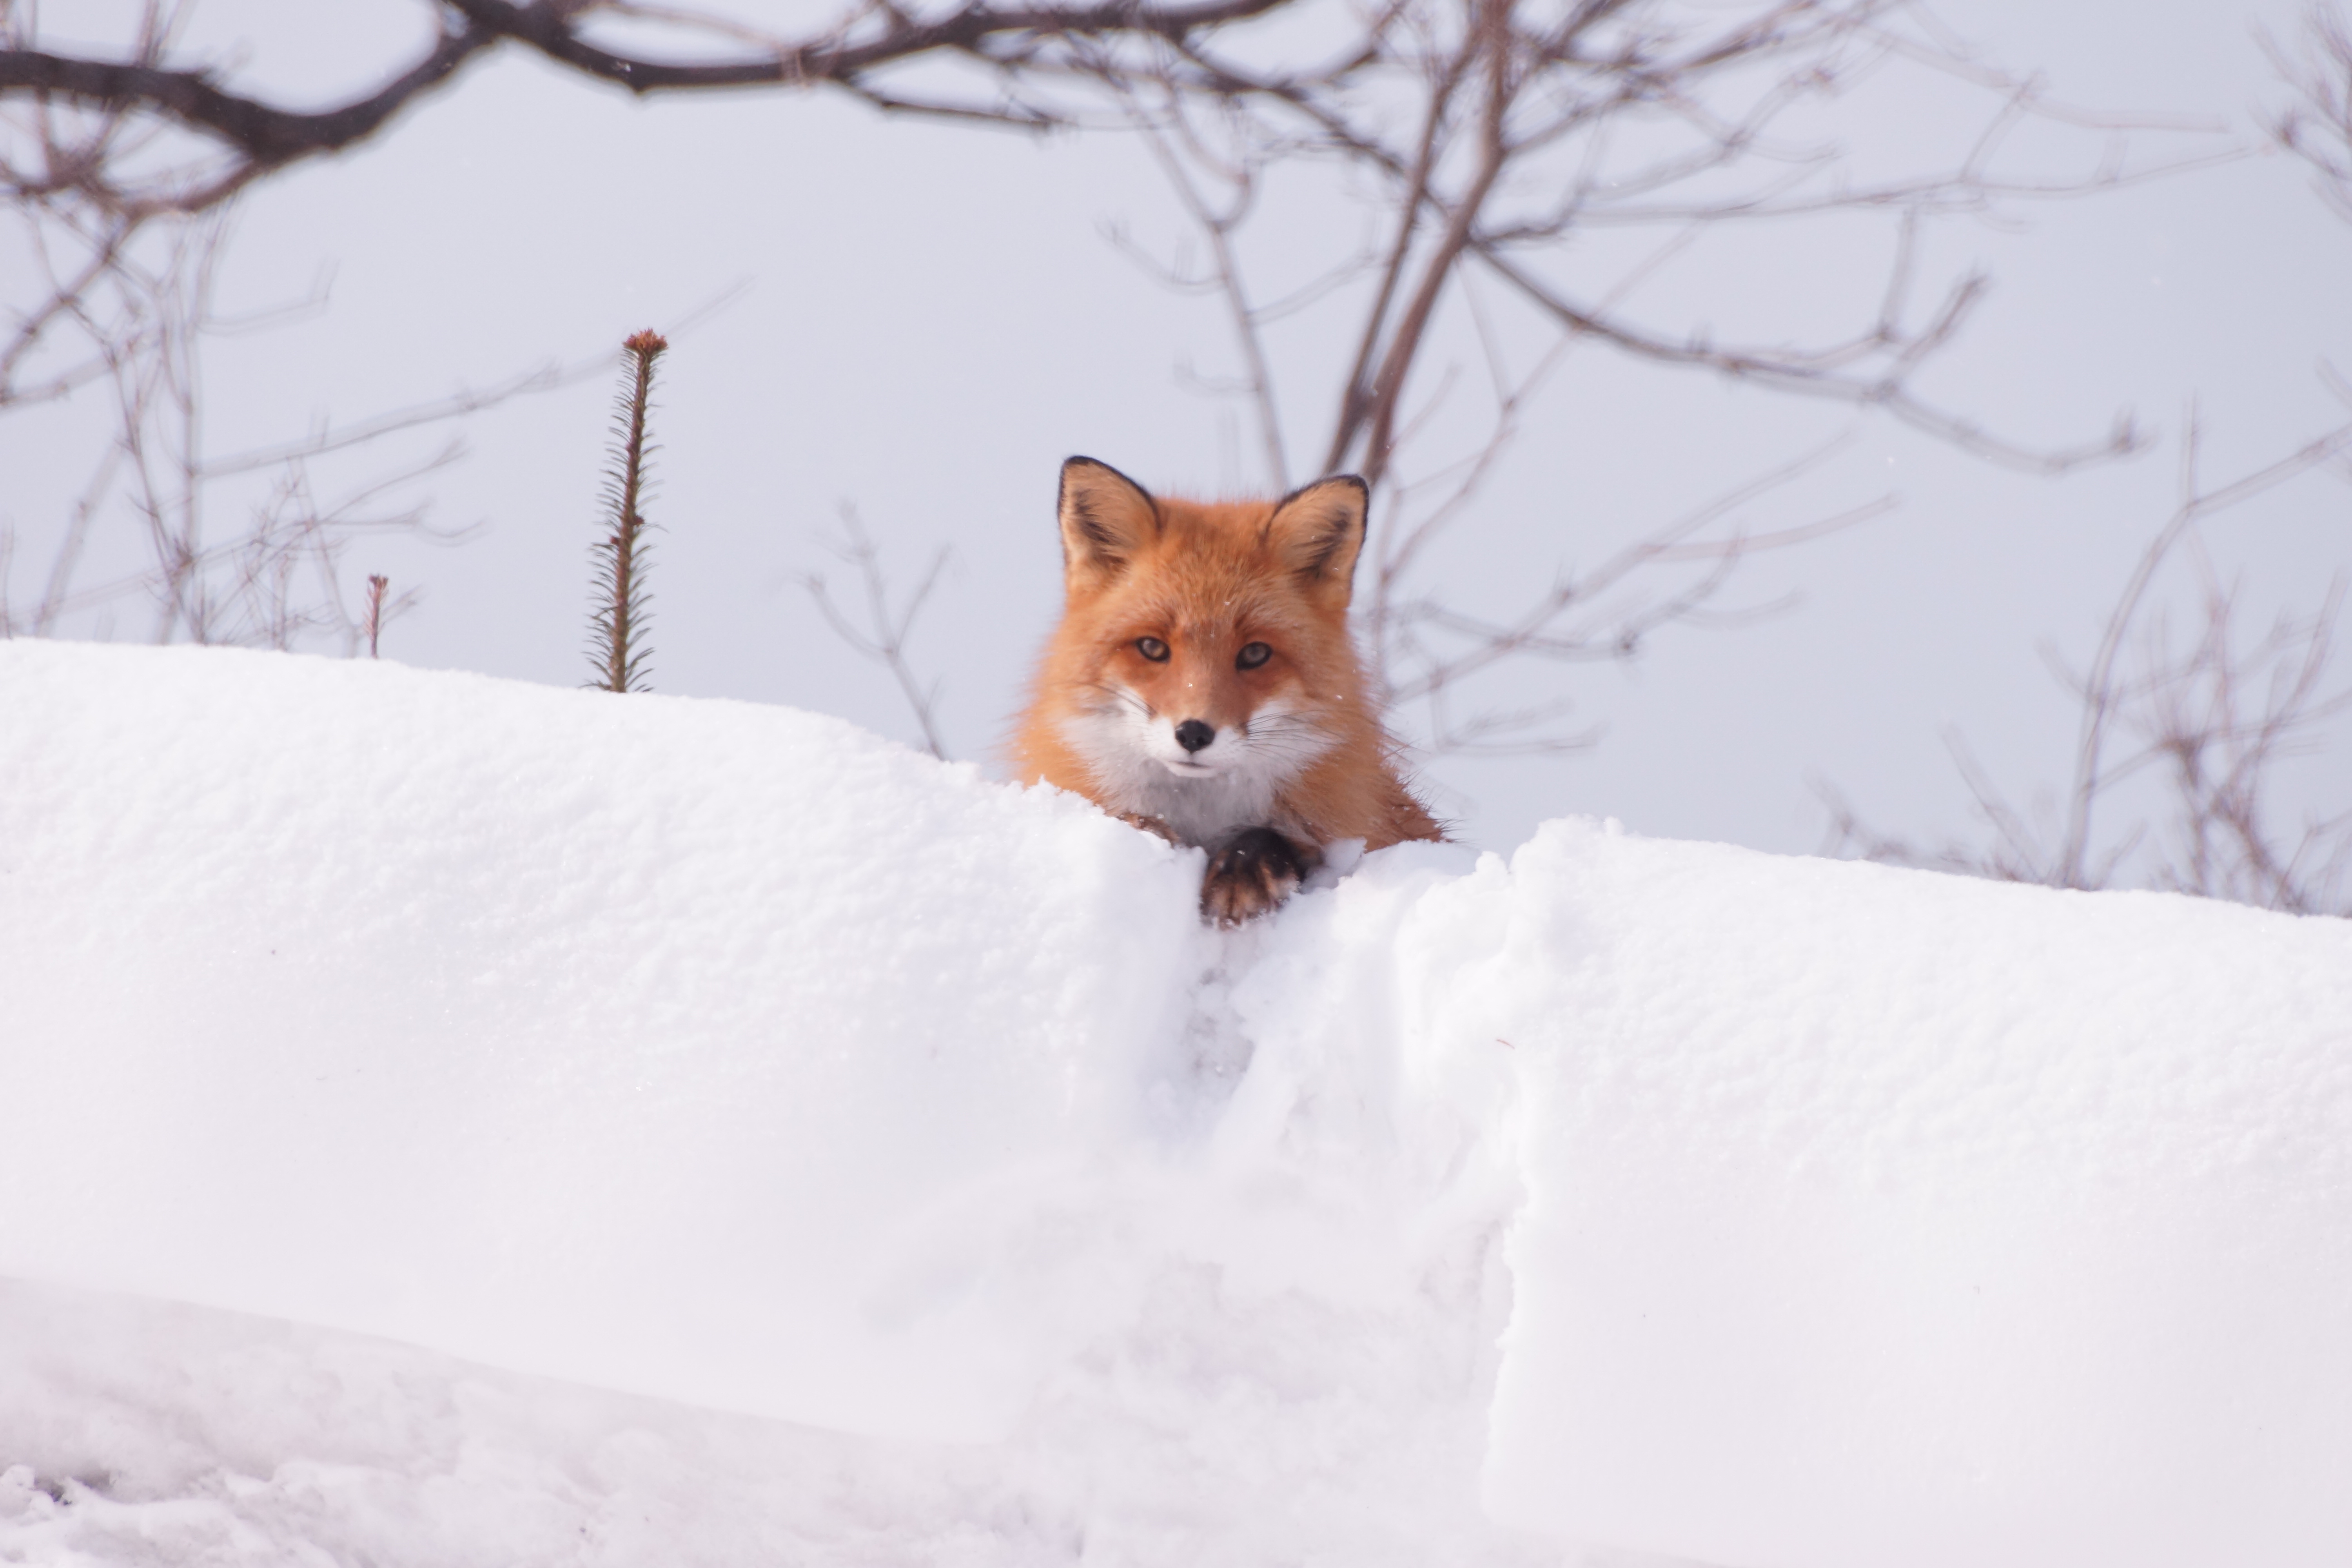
[2267,1,2352,221]
[3,0,2249,773]
[1060,0,2222,753]
[2133,574,2352,912]
[2,0,1287,660]
[0,196,495,649]
[1818,4,2352,917]
[799,506,955,759]
[1820,417,2352,915]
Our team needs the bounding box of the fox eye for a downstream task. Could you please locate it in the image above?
[1135,636,1171,662]
[1236,642,1272,670]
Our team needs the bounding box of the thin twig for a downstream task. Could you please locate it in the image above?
[799,505,954,759]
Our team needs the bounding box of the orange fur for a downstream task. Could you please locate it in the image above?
[1013,457,1439,920]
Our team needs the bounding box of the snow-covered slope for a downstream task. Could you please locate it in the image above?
[3,641,2348,1568]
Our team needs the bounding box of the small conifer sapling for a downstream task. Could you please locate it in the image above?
[588,330,667,692]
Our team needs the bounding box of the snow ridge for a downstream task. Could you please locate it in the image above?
[3,642,2348,1567]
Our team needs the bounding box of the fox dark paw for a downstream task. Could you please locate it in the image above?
[1200,828,1314,928]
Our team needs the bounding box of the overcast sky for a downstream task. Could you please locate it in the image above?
[7,0,2348,869]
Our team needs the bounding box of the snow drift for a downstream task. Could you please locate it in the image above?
[2,641,2348,1568]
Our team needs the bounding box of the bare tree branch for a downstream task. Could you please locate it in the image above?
[1074,0,2221,756]
[2051,414,2352,887]
[1134,109,1291,486]
[0,0,1296,188]
[800,505,955,759]
[1820,9,2352,908]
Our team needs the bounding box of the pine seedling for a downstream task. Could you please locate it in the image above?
[587,329,668,693]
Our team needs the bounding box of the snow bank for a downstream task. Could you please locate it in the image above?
[3,641,2348,1568]
[0,641,1209,1442]
[1470,828,2352,1568]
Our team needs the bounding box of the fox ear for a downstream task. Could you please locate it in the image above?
[1265,475,1369,607]
[1058,456,1159,591]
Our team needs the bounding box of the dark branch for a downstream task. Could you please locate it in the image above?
[0,24,495,171]
[0,0,1295,200]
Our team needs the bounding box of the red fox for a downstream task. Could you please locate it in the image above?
[1013,456,1442,926]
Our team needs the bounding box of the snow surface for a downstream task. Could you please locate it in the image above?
[2,640,2349,1567]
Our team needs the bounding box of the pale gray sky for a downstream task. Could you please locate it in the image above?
[6,0,2347,869]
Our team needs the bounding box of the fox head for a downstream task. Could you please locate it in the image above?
[1030,455,1377,844]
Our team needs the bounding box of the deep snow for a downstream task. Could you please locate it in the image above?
[2,641,2348,1567]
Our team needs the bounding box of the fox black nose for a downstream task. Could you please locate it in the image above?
[1175,719,1215,753]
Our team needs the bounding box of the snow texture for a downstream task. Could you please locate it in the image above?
[2,640,2348,1567]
